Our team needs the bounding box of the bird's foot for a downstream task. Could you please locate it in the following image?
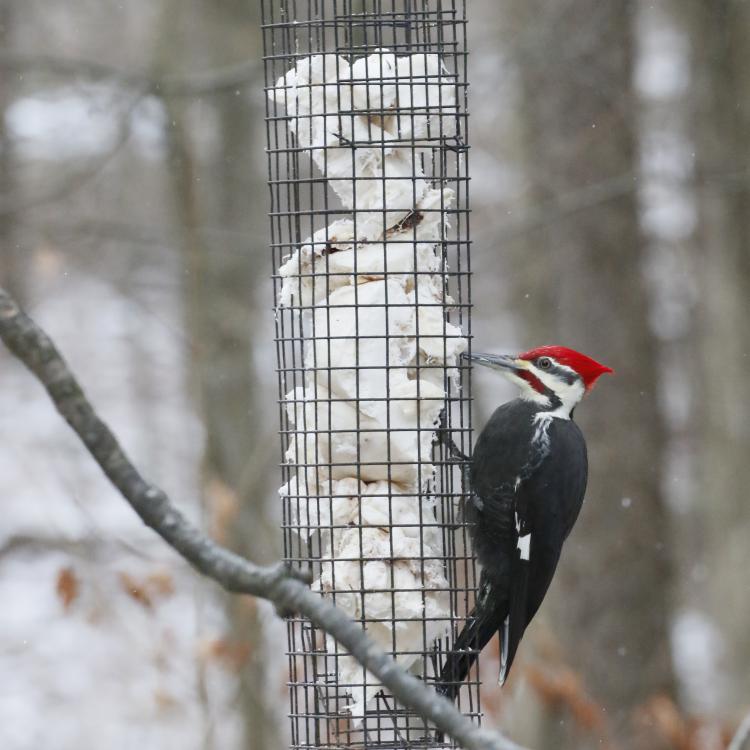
[435,410,470,462]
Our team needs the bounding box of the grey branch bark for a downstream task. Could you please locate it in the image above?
[0,286,526,750]
[729,712,750,750]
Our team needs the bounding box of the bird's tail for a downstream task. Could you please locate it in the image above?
[436,585,507,702]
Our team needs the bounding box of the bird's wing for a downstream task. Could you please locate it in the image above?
[496,414,554,685]
[500,416,588,682]
[522,417,588,622]
[469,402,584,685]
[467,461,537,686]
[499,490,532,684]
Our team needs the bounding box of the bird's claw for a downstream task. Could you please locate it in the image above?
[435,409,471,462]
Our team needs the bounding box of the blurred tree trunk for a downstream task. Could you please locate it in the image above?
[0,0,21,297]
[204,5,283,747]
[159,1,281,748]
[685,0,750,711]
[502,2,675,747]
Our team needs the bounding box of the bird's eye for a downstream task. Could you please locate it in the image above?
[538,357,552,370]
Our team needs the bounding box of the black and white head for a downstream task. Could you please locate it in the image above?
[468,345,613,418]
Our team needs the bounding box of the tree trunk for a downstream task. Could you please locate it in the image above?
[502,1,676,746]
[0,0,22,297]
[685,0,750,713]
[159,1,282,747]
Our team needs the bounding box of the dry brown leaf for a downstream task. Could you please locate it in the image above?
[145,570,175,597]
[56,567,79,610]
[330,714,353,740]
[198,637,253,671]
[234,594,258,620]
[633,695,732,750]
[153,688,178,713]
[34,243,64,280]
[525,663,604,732]
[118,572,153,609]
[205,477,240,545]
[117,569,176,608]
[635,694,690,750]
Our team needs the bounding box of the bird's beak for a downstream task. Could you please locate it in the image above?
[463,352,525,374]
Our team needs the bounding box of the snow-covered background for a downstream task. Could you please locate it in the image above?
[1,272,243,749]
[2,1,749,750]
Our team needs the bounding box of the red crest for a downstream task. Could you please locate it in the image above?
[518,346,614,390]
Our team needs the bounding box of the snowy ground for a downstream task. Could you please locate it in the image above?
[0,269,241,750]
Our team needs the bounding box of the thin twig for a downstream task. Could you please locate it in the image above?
[729,711,750,750]
[0,286,527,750]
[0,52,258,96]
[0,89,145,218]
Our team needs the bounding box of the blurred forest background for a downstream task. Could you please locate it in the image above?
[1,1,749,749]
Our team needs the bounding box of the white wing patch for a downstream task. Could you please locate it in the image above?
[514,511,532,560]
[517,533,531,561]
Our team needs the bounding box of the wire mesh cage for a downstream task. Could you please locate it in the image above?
[261,2,476,747]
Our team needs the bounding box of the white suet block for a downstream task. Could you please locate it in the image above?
[270,48,465,719]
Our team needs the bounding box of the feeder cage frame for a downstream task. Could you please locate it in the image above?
[262,2,477,747]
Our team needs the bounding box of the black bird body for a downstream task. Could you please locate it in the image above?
[437,346,611,701]
[471,399,587,605]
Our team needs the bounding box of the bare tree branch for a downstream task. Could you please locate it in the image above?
[0,286,526,750]
[0,533,150,562]
[0,53,259,219]
[0,52,258,96]
[0,90,145,218]
[729,711,750,750]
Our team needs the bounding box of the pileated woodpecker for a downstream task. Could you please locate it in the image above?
[437,345,612,700]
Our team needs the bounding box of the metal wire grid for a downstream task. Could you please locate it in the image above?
[261,2,476,747]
